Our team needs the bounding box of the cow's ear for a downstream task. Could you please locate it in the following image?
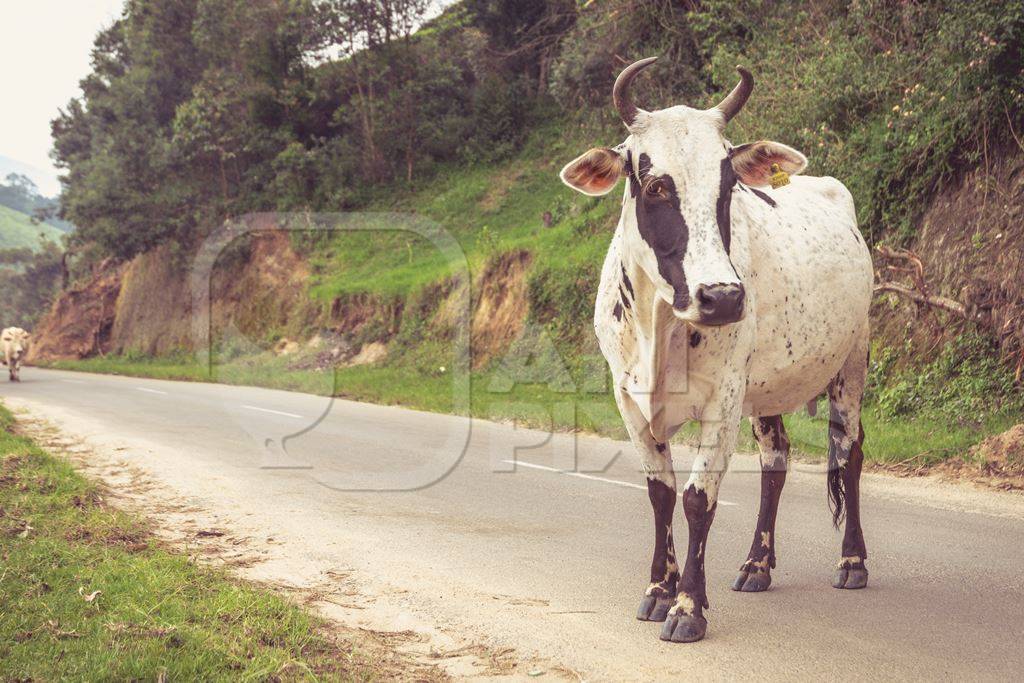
[560,147,626,196]
[730,141,807,187]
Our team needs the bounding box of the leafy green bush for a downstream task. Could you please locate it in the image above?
[0,243,64,328]
[463,76,536,161]
[875,332,1023,423]
[699,0,1024,243]
[550,0,704,114]
[526,258,600,348]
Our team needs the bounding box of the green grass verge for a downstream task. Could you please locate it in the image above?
[0,403,378,681]
[40,356,1016,467]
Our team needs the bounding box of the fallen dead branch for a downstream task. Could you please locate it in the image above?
[873,245,969,319]
[873,282,968,318]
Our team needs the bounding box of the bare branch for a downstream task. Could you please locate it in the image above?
[873,282,968,318]
[876,245,924,283]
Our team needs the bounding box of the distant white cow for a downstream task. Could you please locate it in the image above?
[2,327,31,381]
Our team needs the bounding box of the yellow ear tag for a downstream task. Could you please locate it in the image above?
[769,163,790,189]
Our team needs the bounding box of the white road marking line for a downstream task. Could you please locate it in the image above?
[241,404,303,419]
[136,387,168,395]
[61,379,86,384]
[503,459,737,506]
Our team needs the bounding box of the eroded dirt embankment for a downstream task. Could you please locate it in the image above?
[872,142,1024,363]
[27,228,535,371]
[29,231,322,361]
[29,259,124,360]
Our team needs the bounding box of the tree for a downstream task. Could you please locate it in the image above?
[463,0,575,94]
[52,4,203,260]
[0,243,65,328]
[311,0,433,181]
[52,0,317,260]
[0,174,41,215]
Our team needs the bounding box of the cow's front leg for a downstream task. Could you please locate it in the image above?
[733,415,788,592]
[637,466,678,622]
[617,392,678,622]
[661,408,740,643]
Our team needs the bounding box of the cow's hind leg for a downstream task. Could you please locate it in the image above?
[733,416,788,592]
[617,392,678,622]
[827,334,869,589]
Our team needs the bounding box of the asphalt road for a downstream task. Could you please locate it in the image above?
[5,368,1024,681]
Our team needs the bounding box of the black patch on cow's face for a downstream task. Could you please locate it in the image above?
[689,330,702,348]
[627,152,690,310]
[612,301,623,321]
[749,187,777,207]
[716,157,737,253]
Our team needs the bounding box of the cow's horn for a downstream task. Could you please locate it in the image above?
[613,56,658,127]
[714,66,754,123]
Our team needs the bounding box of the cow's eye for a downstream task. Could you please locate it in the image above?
[645,179,668,200]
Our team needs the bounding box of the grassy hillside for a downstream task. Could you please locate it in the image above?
[0,204,62,250]
[46,121,1023,466]
[309,123,609,299]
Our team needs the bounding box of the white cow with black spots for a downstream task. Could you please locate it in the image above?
[2,327,31,381]
[559,58,873,643]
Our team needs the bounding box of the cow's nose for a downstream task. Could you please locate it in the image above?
[696,283,745,325]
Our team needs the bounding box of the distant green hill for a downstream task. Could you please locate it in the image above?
[0,204,63,251]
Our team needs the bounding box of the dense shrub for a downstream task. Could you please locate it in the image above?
[874,333,1024,423]
[550,0,704,115]
[0,243,64,328]
[698,0,1024,242]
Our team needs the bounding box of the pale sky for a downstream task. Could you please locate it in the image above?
[0,1,126,194]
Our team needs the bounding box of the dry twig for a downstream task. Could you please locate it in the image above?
[873,282,967,318]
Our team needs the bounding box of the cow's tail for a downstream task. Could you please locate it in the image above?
[827,447,845,528]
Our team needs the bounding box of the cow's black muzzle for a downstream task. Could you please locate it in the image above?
[696,283,745,326]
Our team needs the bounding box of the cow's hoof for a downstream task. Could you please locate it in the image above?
[636,594,673,622]
[832,559,868,589]
[832,567,868,589]
[659,614,707,643]
[732,569,771,592]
